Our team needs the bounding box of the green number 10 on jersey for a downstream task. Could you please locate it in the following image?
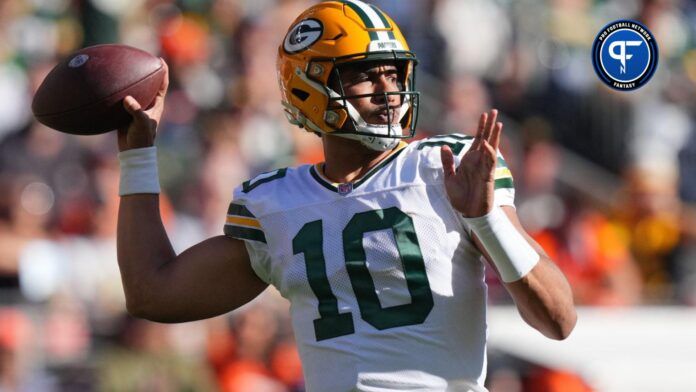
[293,207,434,341]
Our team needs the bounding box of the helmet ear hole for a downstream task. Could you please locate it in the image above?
[291,88,310,101]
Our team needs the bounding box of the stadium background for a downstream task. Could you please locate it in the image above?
[0,0,695,390]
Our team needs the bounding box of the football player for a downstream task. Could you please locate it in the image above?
[115,1,576,391]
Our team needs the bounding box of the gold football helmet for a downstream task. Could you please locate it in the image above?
[277,0,419,151]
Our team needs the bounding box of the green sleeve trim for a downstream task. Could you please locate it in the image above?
[494,177,514,190]
[227,203,255,218]
[224,225,267,243]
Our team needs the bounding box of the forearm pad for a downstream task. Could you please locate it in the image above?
[464,207,539,282]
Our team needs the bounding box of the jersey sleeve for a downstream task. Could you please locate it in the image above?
[418,133,516,207]
[416,133,517,241]
[490,152,515,207]
[223,187,273,284]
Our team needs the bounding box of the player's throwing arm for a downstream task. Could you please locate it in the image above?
[115,62,268,323]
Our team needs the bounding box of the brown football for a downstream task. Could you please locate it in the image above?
[32,44,165,135]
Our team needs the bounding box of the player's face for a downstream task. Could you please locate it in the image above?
[338,62,402,126]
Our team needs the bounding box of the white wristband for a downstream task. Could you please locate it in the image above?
[118,146,161,196]
[464,207,539,282]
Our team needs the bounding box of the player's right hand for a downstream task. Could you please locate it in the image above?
[117,59,169,152]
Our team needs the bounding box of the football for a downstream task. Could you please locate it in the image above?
[32,44,165,135]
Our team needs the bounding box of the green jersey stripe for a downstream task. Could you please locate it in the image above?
[428,134,474,141]
[242,168,288,193]
[353,145,407,187]
[417,140,467,155]
[227,203,255,218]
[494,177,514,189]
[419,138,510,171]
[225,225,267,243]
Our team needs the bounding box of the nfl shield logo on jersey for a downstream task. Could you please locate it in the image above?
[338,182,353,195]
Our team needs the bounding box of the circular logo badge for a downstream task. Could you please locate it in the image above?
[592,20,658,91]
[283,19,323,54]
[68,54,89,68]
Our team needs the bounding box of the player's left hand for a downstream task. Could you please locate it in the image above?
[440,109,502,218]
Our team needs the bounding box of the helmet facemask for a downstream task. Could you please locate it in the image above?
[321,54,420,151]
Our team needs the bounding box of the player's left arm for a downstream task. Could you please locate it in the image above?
[441,109,576,340]
[473,207,576,340]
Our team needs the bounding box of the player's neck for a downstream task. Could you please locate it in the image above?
[321,135,395,184]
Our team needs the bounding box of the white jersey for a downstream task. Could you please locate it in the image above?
[224,134,515,392]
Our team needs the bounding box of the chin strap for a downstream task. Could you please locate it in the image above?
[337,131,400,151]
[328,88,411,151]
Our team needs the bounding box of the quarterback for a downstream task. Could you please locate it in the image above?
[115,1,576,391]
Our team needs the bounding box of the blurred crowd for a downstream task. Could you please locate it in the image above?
[0,0,694,390]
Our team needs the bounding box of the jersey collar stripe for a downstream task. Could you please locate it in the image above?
[310,165,339,192]
[227,203,256,218]
[224,225,267,243]
[353,141,408,187]
[309,141,408,193]
[312,163,340,186]
[226,216,261,228]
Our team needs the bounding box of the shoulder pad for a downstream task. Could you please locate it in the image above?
[241,168,288,194]
[416,133,474,155]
